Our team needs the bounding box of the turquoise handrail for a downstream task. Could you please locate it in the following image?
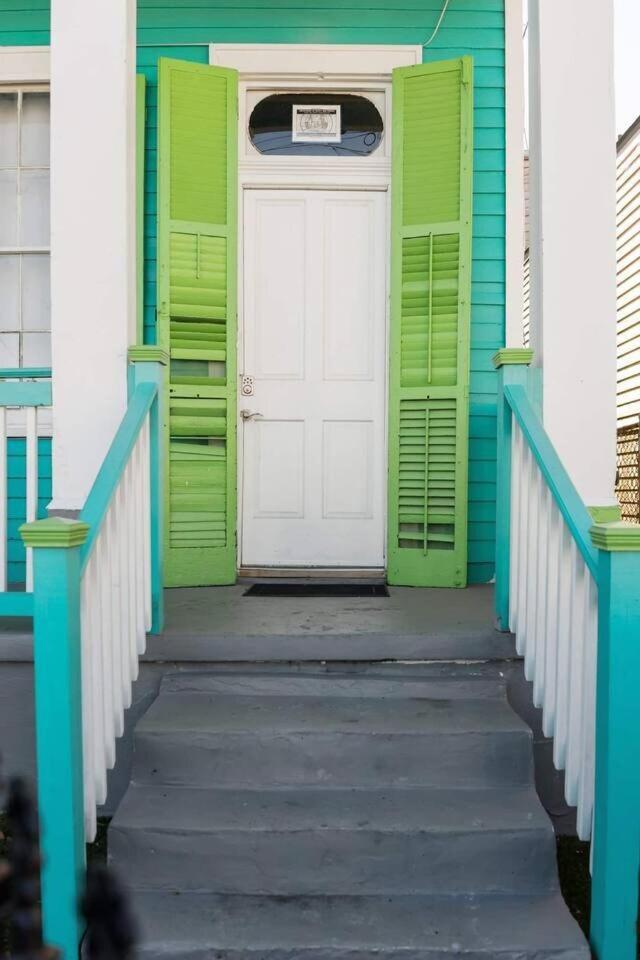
[0,367,52,379]
[504,383,598,578]
[79,381,157,572]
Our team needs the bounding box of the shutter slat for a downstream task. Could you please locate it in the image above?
[388,57,473,587]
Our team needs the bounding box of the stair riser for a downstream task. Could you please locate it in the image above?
[133,731,534,789]
[135,947,590,960]
[160,677,506,700]
[109,826,558,895]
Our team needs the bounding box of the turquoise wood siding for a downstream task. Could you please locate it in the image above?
[2,0,505,584]
[8,438,52,587]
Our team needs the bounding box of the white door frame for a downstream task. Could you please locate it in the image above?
[209,44,421,570]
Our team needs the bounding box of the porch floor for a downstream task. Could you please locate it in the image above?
[145,583,516,662]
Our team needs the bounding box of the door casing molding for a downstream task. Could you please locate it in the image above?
[209,44,417,569]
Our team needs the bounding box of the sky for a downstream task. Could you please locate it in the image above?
[615,0,640,135]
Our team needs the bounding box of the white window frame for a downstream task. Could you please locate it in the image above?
[0,46,52,436]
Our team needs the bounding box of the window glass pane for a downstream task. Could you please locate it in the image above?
[21,253,50,330]
[0,93,18,166]
[21,93,50,167]
[0,169,18,245]
[0,334,20,368]
[0,257,19,332]
[249,93,384,157]
[19,169,50,246]
[22,332,51,367]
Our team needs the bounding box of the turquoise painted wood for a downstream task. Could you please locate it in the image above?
[0,382,52,406]
[590,543,640,960]
[24,526,88,958]
[503,384,598,577]
[7,438,51,588]
[6,0,506,582]
[129,358,165,633]
[79,381,157,569]
[0,591,33,616]
[0,367,52,380]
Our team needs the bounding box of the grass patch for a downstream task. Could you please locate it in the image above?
[557,835,591,936]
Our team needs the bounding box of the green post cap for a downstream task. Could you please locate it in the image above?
[589,505,622,524]
[128,345,169,365]
[20,517,90,549]
[492,348,534,368]
[590,521,640,552]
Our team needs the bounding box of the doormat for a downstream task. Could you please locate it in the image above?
[243,583,389,598]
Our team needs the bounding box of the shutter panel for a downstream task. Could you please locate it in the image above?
[388,57,473,587]
[158,59,237,586]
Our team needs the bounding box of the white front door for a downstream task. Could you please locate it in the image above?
[241,188,387,567]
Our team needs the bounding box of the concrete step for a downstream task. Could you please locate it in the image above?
[133,692,533,789]
[126,891,589,960]
[159,671,506,700]
[110,784,557,895]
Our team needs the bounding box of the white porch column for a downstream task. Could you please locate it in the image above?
[528,0,618,507]
[50,0,136,510]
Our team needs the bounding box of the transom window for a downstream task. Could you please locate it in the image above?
[249,93,384,157]
[0,88,51,369]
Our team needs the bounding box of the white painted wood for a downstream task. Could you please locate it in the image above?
[241,189,387,567]
[0,408,7,592]
[48,0,136,511]
[528,0,618,506]
[0,47,50,84]
[24,406,38,591]
[504,0,525,348]
[211,43,422,78]
[78,411,153,841]
[509,417,599,840]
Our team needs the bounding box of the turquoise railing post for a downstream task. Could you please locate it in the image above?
[589,522,640,960]
[127,346,167,634]
[493,348,534,630]
[19,516,90,959]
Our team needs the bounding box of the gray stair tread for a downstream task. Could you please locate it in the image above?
[138,692,530,737]
[128,892,589,958]
[113,784,551,836]
[159,671,505,700]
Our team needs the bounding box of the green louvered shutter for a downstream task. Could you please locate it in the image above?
[158,59,237,586]
[388,57,473,587]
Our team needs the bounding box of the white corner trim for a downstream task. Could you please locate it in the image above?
[0,46,50,84]
[210,43,422,78]
[504,3,525,348]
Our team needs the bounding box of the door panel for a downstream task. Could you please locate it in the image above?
[241,189,386,568]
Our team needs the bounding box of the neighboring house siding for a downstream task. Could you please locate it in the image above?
[0,2,49,45]
[616,118,640,428]
[2,0,506,585]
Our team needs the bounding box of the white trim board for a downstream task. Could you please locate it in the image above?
[0,46,50,84]
[504,2,525,348]
[210,43,422,79]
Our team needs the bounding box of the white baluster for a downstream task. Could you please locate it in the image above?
[542,498,562,737]
[565,553,588,808]
[142,419,152,635]
[553,527,573,770]
[509,419,522,634]
[516,438,531,655]
[25,406,38,591]
[576,574,598,840]
[134,436,146,654]
[533,482,551,707]
[80,569,97,836]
